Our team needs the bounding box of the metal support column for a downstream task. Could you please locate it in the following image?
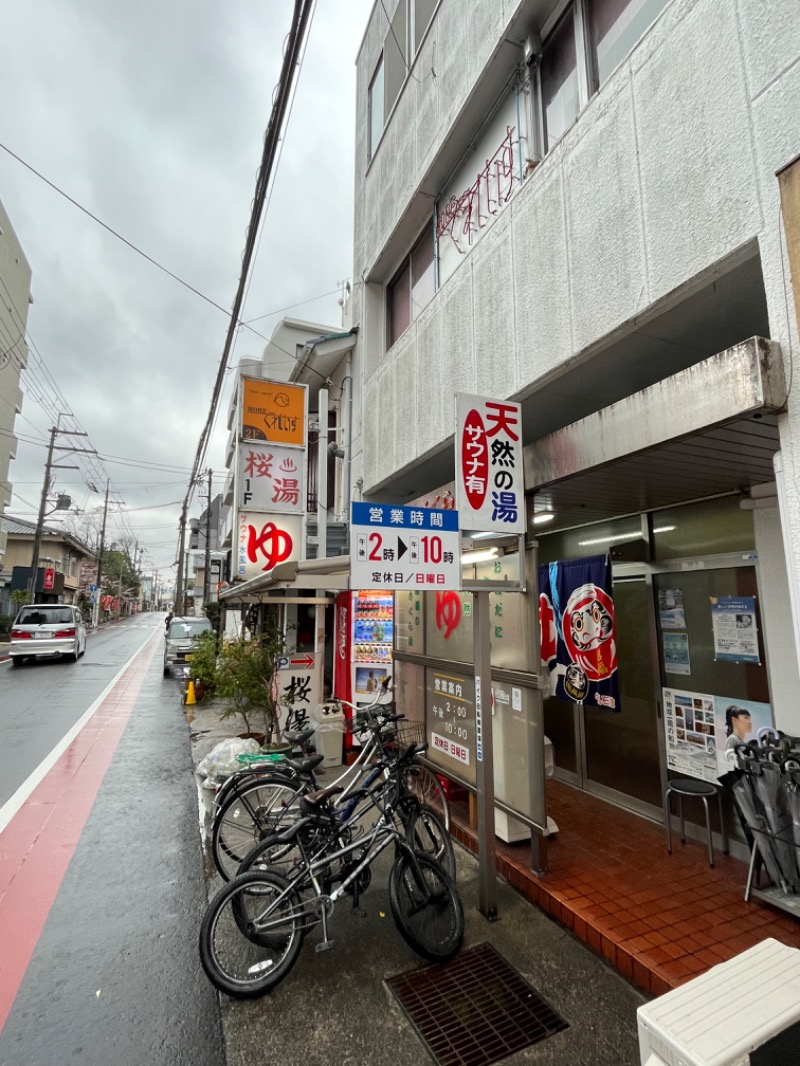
[473,590,498,920]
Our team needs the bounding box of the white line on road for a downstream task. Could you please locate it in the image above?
[0,637,156,836]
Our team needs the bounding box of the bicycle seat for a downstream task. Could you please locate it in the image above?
[301,784,345,809]
[284,728,315,746]
[283,753,325,776]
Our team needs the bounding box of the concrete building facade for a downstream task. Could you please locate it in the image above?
[0,198,31,573]
[350,0,800,843]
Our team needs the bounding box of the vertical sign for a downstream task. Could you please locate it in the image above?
[241,378,306,446]
[455,394,525,533]
[43,567,55,591]
[475,674,484,762]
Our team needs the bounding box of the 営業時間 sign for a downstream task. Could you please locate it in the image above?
[350,503,460,591]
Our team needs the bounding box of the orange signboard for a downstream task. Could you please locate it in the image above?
[241,378,306,447]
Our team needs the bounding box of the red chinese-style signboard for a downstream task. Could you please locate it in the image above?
[455,394,525,533]
[237,512,303,580]
[43,567,55,591]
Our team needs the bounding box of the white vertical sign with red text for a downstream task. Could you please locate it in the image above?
[455,394,525,533]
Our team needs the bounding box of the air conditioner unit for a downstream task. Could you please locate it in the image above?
[637,938,800,1066]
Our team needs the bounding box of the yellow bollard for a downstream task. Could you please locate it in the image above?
[185,679,197,706]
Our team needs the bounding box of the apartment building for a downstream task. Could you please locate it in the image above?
[0,198,31,576]
[350,0,800,841]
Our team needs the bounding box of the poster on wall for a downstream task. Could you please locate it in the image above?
[658,588,686,629]
[663,687,774,782]
[714,696,773,775]
[711,596,760,664]
[663,632,691,675]
[538,554,620,711]
[663,687,719,783]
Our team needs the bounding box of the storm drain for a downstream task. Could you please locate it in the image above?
[386,942,569,1066]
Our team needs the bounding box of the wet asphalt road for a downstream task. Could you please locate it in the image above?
[0,614,224,1066]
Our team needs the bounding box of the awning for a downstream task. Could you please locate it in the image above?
[219,556,350,606]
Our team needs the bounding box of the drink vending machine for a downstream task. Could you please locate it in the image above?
[333,589,394,745]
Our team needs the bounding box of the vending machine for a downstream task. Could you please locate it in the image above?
[333,589,394,744]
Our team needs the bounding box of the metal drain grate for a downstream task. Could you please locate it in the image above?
[386,942,569,1066]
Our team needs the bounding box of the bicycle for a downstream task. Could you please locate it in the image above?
[210,687,450,879]
[237,720,456,882]
[199,741,464,998]
[211,685,397,878]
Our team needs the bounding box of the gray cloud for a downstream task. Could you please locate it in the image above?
[1,0,371,575]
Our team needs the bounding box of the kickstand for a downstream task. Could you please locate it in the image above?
[315,902,335,953]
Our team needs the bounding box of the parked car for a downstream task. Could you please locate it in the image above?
[164,616,213,676]
[10,603,87,666]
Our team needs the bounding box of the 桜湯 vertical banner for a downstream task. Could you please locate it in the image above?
[538,554,620,711]
[455,394,525,533]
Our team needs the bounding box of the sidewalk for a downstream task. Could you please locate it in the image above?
[187,700,646,1066]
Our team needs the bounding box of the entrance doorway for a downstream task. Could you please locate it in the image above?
[544,554,771,821]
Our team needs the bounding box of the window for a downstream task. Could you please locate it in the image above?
[540,9,580,152]
[368,0,438,163]
[368,55,385,159]
[387,227,435,348]
[412,0,436,52]
[589,0,669,87]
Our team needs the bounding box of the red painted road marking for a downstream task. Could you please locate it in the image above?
[0,636,159,1033]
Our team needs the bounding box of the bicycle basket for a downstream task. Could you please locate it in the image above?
[386,720,425,750]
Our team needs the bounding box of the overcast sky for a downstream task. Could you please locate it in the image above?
[0,0,372,587]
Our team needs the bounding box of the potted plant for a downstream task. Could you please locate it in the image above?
[215,619,293,750]
[185,630,219,702]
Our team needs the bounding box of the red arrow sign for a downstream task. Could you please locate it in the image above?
[289,654,313,669]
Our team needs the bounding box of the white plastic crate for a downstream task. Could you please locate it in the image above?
[637,938,800,1065]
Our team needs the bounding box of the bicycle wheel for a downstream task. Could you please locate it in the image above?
[402,764,450,831]
[212,777,303,881]
[388,851,463,963]
[199,871,303,998]
[406,805,456,881]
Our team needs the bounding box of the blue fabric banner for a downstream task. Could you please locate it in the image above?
[538,554,620,711]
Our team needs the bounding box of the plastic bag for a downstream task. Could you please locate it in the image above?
[196,737,260,787]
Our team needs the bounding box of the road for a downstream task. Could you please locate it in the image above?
[0,613,224,1066]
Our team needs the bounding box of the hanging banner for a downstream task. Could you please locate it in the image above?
[455,393,525,533]
[538,554,620,711]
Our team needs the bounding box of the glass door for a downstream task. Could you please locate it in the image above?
[583,576,664,809]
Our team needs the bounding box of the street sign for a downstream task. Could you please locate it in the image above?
[89,584,97,592]
[455,393,525,533]
[350,502,460,591]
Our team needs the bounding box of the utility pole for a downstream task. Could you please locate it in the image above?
[203,468,212,608]
[93,481,110,628]
[174,503,187,616]
[28,425,87,602]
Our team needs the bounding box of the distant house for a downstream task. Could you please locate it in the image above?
[0,516,95,615]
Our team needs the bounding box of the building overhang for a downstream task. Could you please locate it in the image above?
[219,556,350,606]
[291,330,357,405]
[524,336,786,529]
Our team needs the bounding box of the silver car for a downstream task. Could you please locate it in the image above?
[164,616,212,676]
[10,603,87,666]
